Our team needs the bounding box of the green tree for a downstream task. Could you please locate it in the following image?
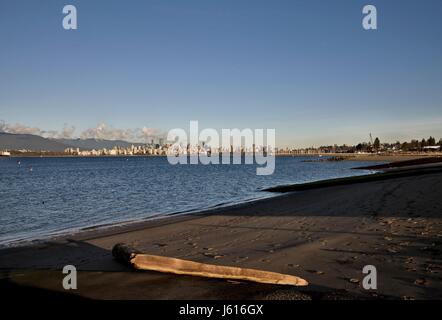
[410,139,419,150]
[373,137,380,150]
[428,136,436,146]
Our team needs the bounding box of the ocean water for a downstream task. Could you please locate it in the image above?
[0,156,381,246]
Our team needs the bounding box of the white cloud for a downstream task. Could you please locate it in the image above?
[79,123,134,141]
[0,120,42,135]
[78,123,160,142]
[61,124,76,138]
[0,120,161,142]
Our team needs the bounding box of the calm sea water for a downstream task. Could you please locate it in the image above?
[0,156,381,246]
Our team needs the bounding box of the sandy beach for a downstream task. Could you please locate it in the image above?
[1,160,442,300]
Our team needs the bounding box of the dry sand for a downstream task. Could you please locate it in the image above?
[1,163,441,300]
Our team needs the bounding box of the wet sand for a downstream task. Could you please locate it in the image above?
[1,164,442,300]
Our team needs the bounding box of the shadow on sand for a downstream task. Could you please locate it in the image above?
[0,240,392,300]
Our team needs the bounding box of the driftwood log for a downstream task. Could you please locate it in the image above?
[112,243,308,286]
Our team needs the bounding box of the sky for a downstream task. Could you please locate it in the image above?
[0,0,441,147]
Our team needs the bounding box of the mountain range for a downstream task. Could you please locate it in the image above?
[0,132,145,152]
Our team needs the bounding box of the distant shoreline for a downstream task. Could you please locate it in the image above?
[4,152,441,162]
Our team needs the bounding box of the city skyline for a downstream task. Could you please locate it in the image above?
[1,0,442,147]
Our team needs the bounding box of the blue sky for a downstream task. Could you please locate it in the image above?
[1,0,441,147]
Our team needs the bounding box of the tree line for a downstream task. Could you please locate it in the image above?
[315,136,442,153]
[355,136,441,152]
